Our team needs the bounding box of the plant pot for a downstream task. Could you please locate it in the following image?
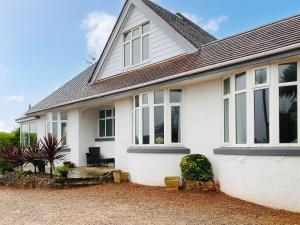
[164,176,180,191]
[113,171,129,183]
[184,179,216,191]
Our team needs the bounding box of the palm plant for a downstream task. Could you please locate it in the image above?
[23,142,43,174]
[0,144,26,171]
[40,134,68,178]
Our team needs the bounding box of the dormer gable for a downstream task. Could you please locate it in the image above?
[89,0,216,82]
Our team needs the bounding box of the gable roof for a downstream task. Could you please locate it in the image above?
[140,0,216,48]
[89,0,216,83]
[24,13,300,116]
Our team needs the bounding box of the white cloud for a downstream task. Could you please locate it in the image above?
[182,12,202,24]
[0,95,24,103]
[201,15,228,33]
[81,11,117,58]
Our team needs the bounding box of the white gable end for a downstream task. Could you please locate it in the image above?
[98,5,186,80]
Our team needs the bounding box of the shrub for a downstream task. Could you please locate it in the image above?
[55,165,69,179]
[63,161,75,168]
[0,160,14,174]
[0,145,25,171]
[23,143,43,174]
[180,154,213,182]
[16,170,33,177]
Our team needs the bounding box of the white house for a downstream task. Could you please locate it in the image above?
[16,0,300,213]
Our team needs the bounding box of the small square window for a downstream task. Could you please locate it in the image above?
[154,91,164,104]
[132,28,140,37]
[279,62,297,83]
[60,112,68,121]
[142,23,150,34]
[99,110,106,119]
[124,31,131,42]
[142,93,149,105]
[52,112,58,121]
[235,72,246,91]
[135,95,139,108]
[255,68,267,85]
[106,109,112,117]
[223,78,230,95]
[170,89,182,103]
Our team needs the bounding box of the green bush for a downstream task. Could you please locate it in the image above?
[0,160,14,174]
[55,165,69,179]
[16,170,33,177]
[180,154,213,182]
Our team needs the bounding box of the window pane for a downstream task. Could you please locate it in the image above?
[224,99,229,143]
[29,122,37,145]
[113,118,115,136]
[171,106,181,143]
[60,112,68,121]
[135,109,139,144]
[21,123,29,145]
[142,35,150,61]
[254,89,269,143]
[255,68,267,85]
[142,107,150,144]
[99,120,105,137]
[132,37,141,65]
[52,122,58,138]
[154,106,164,144]
[106,119,113,137]
[106,109,112,117]
[154,91,164,104]
[99,110,106,119]
[124,43,130,67]
[279,62,297,83]
[224,78,230,95]
[170,89,182,103]
[52,112,58,121]
[279,86,297,143]
[235,93,247,144]
[142,22,150,33]
[132,28,140,37]
[124,31,130,42]
[235,72,246,91]
[135,95,139,108]
[61,122,67,145]
[142,93,148,105]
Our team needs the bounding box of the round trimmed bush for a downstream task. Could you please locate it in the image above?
[180,154,213,182]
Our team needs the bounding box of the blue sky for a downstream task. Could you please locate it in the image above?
[0,0,299,132]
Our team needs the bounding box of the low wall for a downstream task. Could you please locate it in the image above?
[214,155,300,213]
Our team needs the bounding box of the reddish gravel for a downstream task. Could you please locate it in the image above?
[0,183,299,225]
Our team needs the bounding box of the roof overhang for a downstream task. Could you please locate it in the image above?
[26,44,300,116]
[15,115,40,124]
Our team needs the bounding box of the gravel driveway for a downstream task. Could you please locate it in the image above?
[0,183,299,225]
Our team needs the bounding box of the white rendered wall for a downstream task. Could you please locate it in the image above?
[215,155,300,213]
[114,98,133,171]
[67,109,80,165]
[37,115,46,140]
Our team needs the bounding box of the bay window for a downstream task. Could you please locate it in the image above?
[133,89,182,146]
[21,122,37,145]
[99,109,115,138]
[123,22,150,67]
[222,60,299,146]
[46,112,68,145]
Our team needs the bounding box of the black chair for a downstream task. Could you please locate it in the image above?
[86,147,101,166]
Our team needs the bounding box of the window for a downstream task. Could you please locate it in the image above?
[235,72,247,144]
[21,122,37,145]
[46,112,68,145]
[222,61,299,146]
[99,109,115,138]
[133,89,182,145]
[123,22,150,67]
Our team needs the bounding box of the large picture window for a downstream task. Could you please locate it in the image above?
[99,109,115,138]
[46,112,68,145]
[133,89,182,146]
[21,122,37,145]
[123,22,150,67]
[222,60,299,146]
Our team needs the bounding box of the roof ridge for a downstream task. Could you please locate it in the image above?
[202,13,300,48]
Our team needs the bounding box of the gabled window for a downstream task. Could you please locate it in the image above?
[123,22,150,67]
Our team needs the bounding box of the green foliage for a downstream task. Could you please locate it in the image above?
[180,154,214,182]
[0,160,14,174]
[55,165,69,179]
[63,161,75,168]
[0,131,20,148]
[16,170,33,177]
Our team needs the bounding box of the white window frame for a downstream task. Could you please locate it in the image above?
[222,58,300,147]
[98,108,115,138]
[20,121,38,145]
[123,22,151,68]
[132,88,183,146]
[46,112,68,145]
[222,76,231,145]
